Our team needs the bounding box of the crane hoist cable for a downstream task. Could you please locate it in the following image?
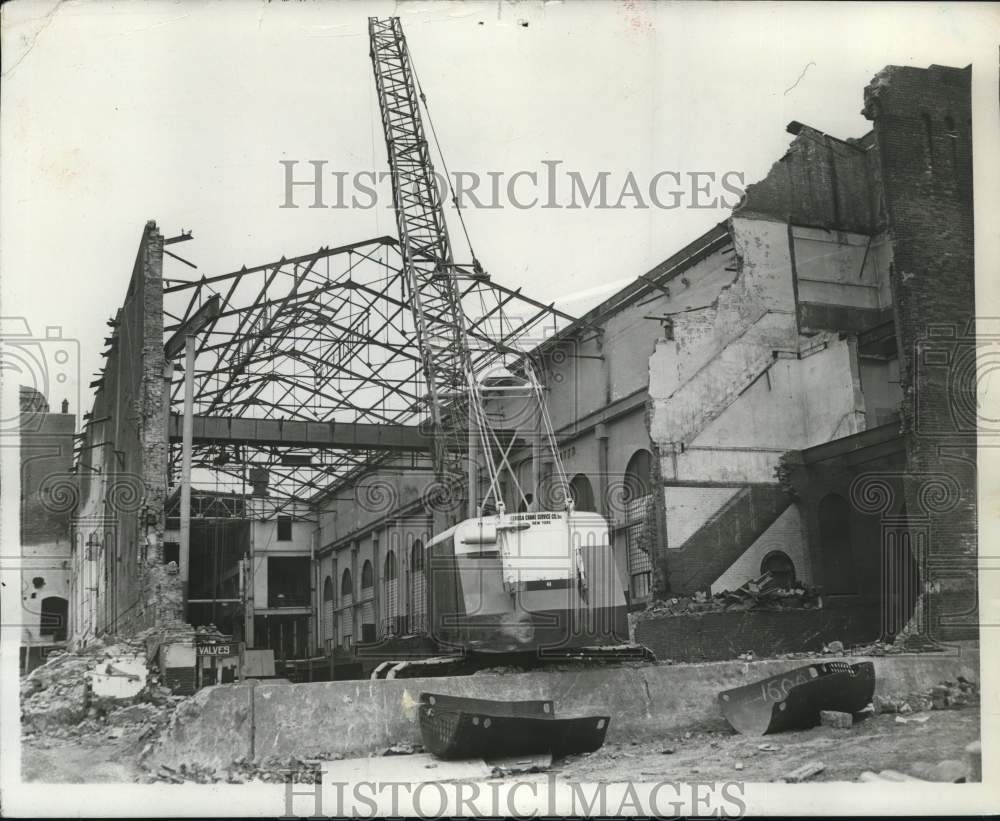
[406,47,484,276]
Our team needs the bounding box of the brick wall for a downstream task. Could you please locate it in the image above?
[736,125,882,233]
[636,598,882,662]
[863,65,977,642]
[72,221,181,640]
[20,409,76,545]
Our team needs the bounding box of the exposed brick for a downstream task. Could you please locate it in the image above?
[71,221,183,641]
[635,599,881,662]
[863,65,977,642]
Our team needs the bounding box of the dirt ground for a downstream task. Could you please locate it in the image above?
[20,707,980,784]
[21,739,144,783]
[554,707,981,783]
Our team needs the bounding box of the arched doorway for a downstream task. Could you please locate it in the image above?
[818,493,855,594]
[339,569,354,647]
[40,596,68,642]
[322,576,334,649]
[569,474,596,512]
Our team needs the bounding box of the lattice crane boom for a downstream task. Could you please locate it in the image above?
[369,16,476,517]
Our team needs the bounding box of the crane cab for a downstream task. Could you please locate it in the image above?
[425,510,629,655]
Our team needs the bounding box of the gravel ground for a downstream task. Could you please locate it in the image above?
[554,707,981,783]
[20,706,979,784]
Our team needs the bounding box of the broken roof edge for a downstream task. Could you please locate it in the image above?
[523,220,733,358]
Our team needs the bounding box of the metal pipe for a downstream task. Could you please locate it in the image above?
[179,334,195,609]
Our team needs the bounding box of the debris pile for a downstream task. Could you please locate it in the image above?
[638,574,820,620]
[144,753,342,785]
[860,749,975,784]
[21,650,97,731]
[872,676,978,715]
[21,634,185,740]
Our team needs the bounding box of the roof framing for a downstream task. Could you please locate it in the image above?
[163,236,574,505]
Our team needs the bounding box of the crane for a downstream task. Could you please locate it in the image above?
[365,16,644,683]
[369,16,487,527]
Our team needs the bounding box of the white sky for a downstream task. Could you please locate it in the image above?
[1,0,998,422]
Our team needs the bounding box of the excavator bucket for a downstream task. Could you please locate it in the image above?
[418,692,610,760]
[718,661,875,736]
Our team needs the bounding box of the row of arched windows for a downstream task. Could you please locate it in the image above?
[321,539,427,648]
[320,448,656,644]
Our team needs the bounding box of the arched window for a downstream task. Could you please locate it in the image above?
[623,449,654,601]
[383,550,399,635]
[322,576,335,647]
[410,539,427,633]
[410,539,424,572]
[569,474,596,512]
[760,551,796,589]
[624,449,652,501]
[360,560,375,642]
[339,569,354,648]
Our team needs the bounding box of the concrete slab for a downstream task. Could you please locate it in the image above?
[148,646,980,770]
[145,683,253,771]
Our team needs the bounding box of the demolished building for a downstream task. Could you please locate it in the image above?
[18,384,76,672]
[63,63,976,682]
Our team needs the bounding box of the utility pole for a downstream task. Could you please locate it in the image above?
[164,294,220,618]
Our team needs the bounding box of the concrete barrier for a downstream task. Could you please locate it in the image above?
[147,682,253,771]
[147,644,980,769]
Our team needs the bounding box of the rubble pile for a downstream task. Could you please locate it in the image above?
[21,634,185,740]
[143,753,342,785]
[872,676,979,715]
[638,574,820,620]
[21,650,97,731]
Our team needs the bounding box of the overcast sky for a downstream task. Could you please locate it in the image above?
[2,0,997,423]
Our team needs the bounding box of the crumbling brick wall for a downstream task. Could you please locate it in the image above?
[736,124,882,234]
[863,65,977,642]
[72,221,183,641]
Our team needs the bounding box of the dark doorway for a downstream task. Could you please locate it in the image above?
[569,474,596,512]
[40,596,68,642]
[818,493,856,594]
[760,551,796,589]
[267,556,310,608]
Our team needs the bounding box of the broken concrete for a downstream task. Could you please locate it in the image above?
[819,710,853,729]
[145,646,979,770]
